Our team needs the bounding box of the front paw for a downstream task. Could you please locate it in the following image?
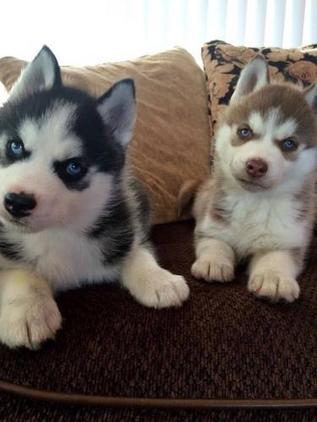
[136,269,189,309]
[0,295,62,349]
[191,258,234,283]
[248,271,300,302]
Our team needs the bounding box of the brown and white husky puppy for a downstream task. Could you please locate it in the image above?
[191,56,317,302]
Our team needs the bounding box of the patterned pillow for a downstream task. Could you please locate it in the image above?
[201,40,317,162]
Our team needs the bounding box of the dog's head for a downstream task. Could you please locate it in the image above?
[0,46,136,232]
[216,55,317,193]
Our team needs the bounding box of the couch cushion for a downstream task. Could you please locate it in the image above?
[0,221,316,419]
[201,40,317,163]
[0,48,211,224]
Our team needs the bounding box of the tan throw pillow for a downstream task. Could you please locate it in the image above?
[201,40,317,163]
[0,48,211,225]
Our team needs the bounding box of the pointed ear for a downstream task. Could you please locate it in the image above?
[9,45,62,102]
[305,84,317,113]
[231,55,269,103]
[97,79,136,148]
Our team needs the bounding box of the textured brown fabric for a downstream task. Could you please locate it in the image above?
[0,221,316,420]
[0,49,211,224]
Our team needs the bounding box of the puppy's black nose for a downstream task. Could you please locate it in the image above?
[4,192,36,218]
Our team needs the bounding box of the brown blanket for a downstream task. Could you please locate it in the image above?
[0,221,316,420]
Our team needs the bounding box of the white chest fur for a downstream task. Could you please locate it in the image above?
[198,190,307,258]
[7,229,120,290]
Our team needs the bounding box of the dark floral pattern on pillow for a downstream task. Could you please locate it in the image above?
[201,40,317,163]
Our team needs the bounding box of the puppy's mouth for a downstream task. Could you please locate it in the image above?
[2,214,34,231]
[0,209,40,232]
[236,177,269,192]
[8,217,27,226]
[1,211,28,225]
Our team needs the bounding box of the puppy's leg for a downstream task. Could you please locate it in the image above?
[121,243,189,308]
[191,237,235,282]
[248,250,301,302]
[0,269,62,349]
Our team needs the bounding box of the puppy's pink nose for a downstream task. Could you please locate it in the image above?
[246,158,268,178]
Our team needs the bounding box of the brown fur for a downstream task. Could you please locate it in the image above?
[273,139,299,161]
[192,173,230,224]
[177,179,203,217]
[294,178,317,222]
[225,84,317,148]
[231,125,261,146]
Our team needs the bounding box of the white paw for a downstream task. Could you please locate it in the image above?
[0,295,62,349]
[135,269,189,309]
[191,258,234,283]
[248,271,300,302]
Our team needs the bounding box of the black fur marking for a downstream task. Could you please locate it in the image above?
[129,178,152,240]
[0,85,126,176]
[89,196,132,238]
[72,101,125,174]
[88,178,151,266]
[2,138,31,166]
[57,177,89,192]
[0,227,23,261]
[88,188,134,265]
[100,229,134,265]
[0,150,31,167]
[53,158,89,191]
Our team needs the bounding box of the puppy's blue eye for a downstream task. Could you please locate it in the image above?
[54,158,88,187]
[238,127,253,138]
[7,139,25,158]
[281,138,297,152]
[66,161,83,176]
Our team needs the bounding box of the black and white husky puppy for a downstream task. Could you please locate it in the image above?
[0,47,189,349]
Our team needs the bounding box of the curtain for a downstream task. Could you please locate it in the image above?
[0,0,316,65]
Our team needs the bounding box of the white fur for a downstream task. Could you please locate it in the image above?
[121,243,189,308]
[305,84,317,112]
[191,238,234,283]
[0,269,62,349]
[0,104,114,232]
[249,109,297,139]
[197,188,308,258]
[18,104,81,157]
[248,250,300,302]
[5,229,121,290]
[0,81,8,106]
[216,108,316,192]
